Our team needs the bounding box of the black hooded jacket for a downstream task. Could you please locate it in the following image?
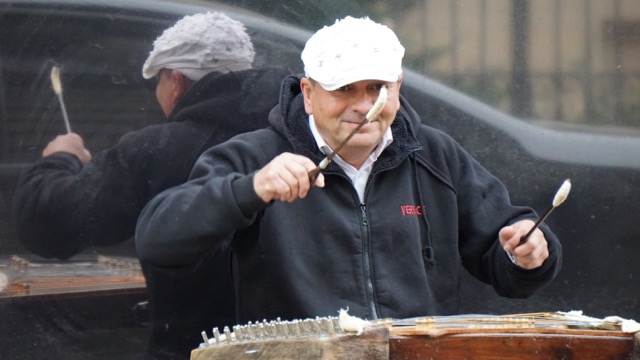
[14,67,289,259]
[12,66,291,358]
[136,74,562,324]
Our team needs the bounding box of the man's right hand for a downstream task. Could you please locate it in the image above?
[42,133,92,165]
[253,152,325,203]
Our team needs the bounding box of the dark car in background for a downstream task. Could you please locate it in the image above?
[1,0,639,358]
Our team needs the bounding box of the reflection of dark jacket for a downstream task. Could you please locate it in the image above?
[136,74,562,324]
[13,67,290,359]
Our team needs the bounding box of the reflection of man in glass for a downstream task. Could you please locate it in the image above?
[13,12,289,359]
[137,16,562,325]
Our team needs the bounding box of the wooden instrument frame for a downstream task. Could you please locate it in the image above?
[191,316,640,359]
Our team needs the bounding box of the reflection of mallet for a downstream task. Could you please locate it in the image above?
[0,272,8,292]
[308,86,388,182]
[519,179,572,245]
[50,66,72,133]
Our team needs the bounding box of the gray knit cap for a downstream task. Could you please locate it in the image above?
[142,12,255,81]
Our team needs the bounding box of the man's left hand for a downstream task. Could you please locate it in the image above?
[499,220,549,269]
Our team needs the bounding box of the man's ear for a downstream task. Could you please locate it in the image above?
[300,77,314,115]
[170,69,189,104]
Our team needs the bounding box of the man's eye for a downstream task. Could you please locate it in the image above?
[336,85,350,92]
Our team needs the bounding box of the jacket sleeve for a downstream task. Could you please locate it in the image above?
[13,153,89,259]
[446,135,562,298]
[12,131,166,260]
[135,132,275,267]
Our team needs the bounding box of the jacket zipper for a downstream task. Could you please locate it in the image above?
[360,203,379,320]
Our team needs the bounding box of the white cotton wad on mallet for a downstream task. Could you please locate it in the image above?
[308,86,388,182]
[50,66,72,133]
[338,307,369,335]
[519,178,572,245]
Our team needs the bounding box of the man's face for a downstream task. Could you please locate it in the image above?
[301,78,402,154]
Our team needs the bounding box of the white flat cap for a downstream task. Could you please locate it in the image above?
[142,12,255,81]
[301,16,405,91]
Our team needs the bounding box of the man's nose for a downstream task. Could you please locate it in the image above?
[351,91,377,115]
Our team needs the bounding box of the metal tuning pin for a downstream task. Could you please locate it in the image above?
[200,331,210,347]
[223,326,232,343]
[233,325,243,342]
[200,316,344,347]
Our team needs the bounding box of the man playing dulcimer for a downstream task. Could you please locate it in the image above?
[137,15,562,334]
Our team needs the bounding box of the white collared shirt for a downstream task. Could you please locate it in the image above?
[309,115,393,202]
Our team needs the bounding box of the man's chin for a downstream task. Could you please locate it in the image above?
[344,135,381,150]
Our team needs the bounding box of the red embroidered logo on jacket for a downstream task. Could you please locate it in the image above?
[400,205,426,216]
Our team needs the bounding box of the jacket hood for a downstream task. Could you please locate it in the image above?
[170,66,290,127]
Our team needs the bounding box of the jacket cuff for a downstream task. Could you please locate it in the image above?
[38,152,84,171]
[232,172,270,217]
